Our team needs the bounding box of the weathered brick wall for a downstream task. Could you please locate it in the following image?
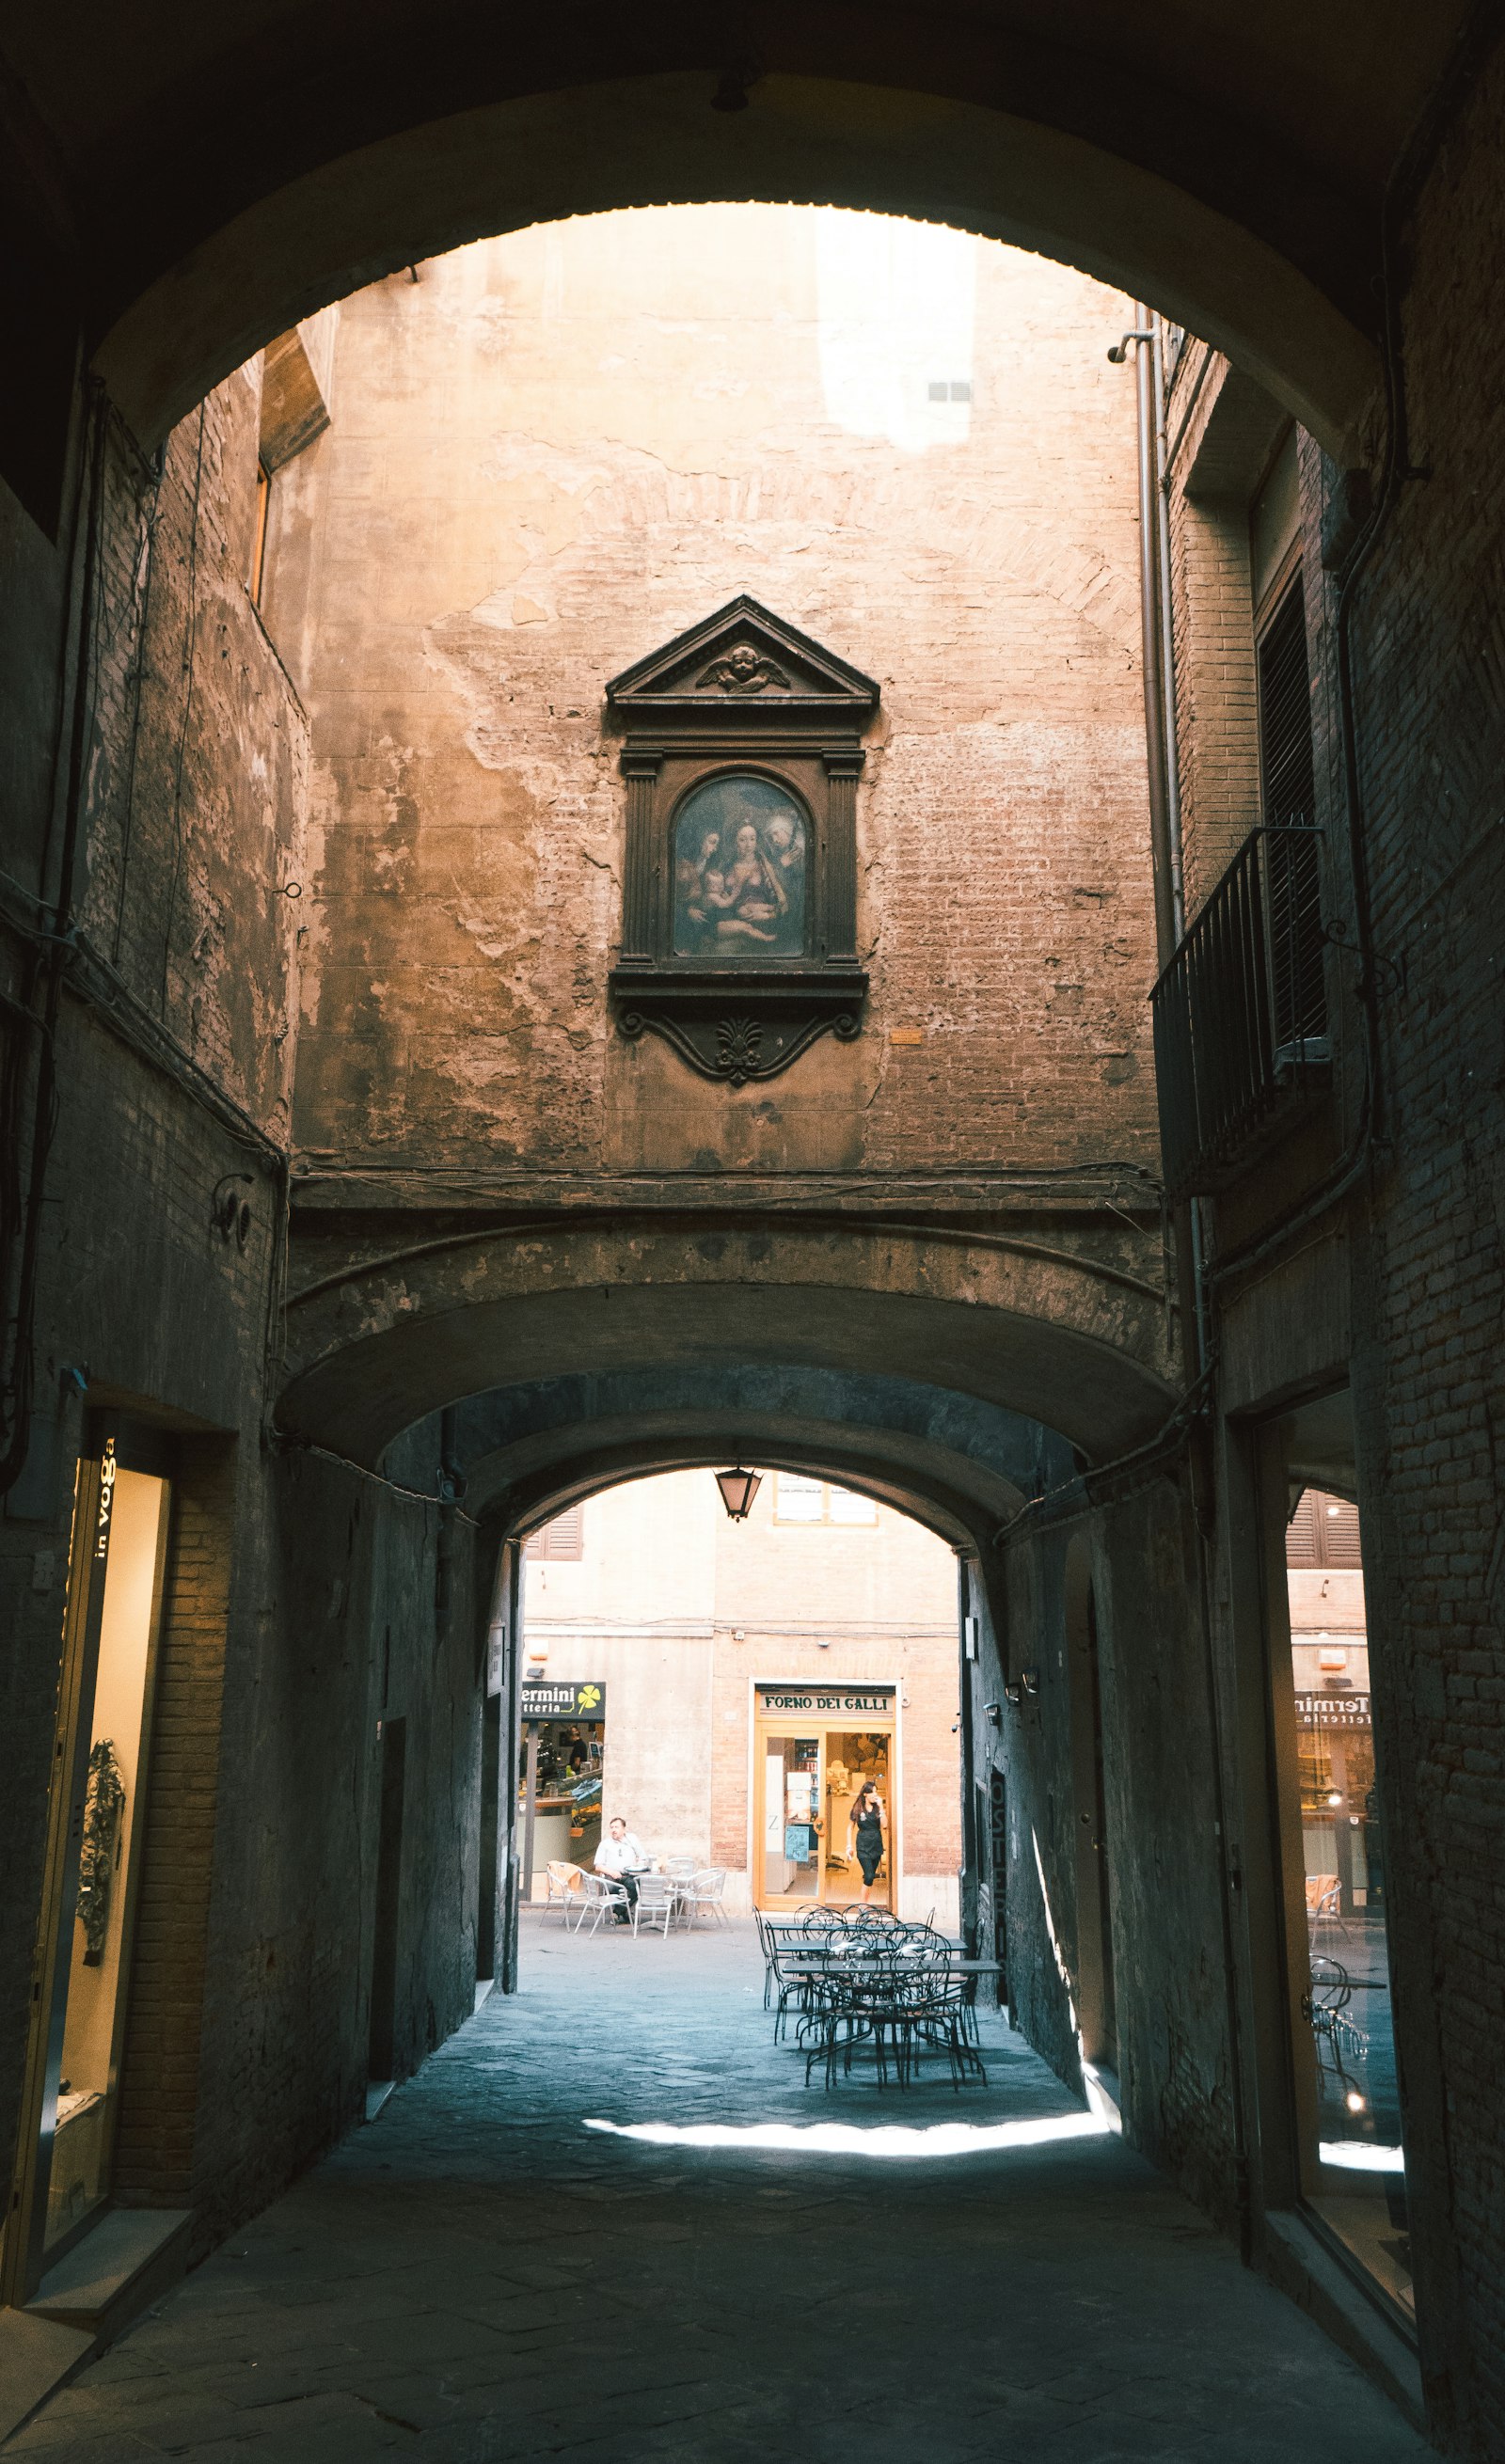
[75,372,307,1132]
[1163,371,1264,920]
[0,356,480,2276]
[1158,33,1505,2446]
[0,1005,293,2235]
[1337,42,1505,2451]
[974,1472,1234,2226]
[1090,1479,1236,2219]
[265,210,1159,1185]
[188,1443,483,2249]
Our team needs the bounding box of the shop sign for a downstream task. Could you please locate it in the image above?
[95,1437,118,1561]
[757,1687,894,1716]
[521,1679,606,1720]
[1294,1691,1371,1730]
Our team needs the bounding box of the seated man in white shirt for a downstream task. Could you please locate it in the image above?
[594,1815,649,1923]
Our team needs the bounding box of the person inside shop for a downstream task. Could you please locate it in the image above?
[848,1781,888,1905]
[595,1814,649,1924]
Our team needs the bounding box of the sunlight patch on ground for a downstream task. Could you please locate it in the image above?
[1319,2141,1405,2172]
[582,2112,1112,2159]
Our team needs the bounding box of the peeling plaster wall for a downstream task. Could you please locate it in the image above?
[263,208,1157,1182]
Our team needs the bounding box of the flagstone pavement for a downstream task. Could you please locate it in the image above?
[7,1916,1429,2462]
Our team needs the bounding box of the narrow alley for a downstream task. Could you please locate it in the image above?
[12,1922,1428,2462]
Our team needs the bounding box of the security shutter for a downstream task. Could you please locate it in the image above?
[1258,576,1316,830]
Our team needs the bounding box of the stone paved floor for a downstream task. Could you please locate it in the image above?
[9,1917,1430,2461]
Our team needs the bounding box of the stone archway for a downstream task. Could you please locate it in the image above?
[92,66,1378,458]
[451,1363,1057,1552]
[277,1214,1179,1469]
[14,0,1465,490]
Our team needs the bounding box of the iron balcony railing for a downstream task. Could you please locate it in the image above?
[1151,824,1329,1199]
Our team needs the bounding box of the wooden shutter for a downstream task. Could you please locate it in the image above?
[1286,1488,1362,1571]
[525,1503,584,1561]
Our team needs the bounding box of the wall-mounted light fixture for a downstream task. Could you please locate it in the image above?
[1003,1680,1023,1709]
[983,1699,1003,1728]
[211,1171,253,1249]
[715,1464,762,1521]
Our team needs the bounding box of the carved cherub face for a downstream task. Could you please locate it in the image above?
[728,645,760,682]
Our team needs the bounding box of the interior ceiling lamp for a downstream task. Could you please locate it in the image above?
[715,1464,762,1522]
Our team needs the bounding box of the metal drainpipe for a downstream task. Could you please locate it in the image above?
[1149,315,1187,944]
[1119,309,1206,1372]
[1124,310,1179,969]
[1148,314,1212,1375]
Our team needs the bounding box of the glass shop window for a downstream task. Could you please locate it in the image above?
[1275,1449,1411,2325]
[41,1450,171,2262]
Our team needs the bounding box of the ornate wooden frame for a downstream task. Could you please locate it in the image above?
[606,596,876,1083]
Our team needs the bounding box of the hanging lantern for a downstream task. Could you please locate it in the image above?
[714,1464,762,1521]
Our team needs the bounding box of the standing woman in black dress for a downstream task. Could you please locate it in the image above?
[848,1781,888,1906]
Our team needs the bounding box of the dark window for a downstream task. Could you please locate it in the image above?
[1256,575,1325,1051]
[1257,575,1316,831]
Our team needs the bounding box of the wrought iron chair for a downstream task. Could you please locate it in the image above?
[768,1929,825,2043]
[907,1973,989,2087]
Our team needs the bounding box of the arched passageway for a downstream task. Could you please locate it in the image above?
[6,5,1505,2431]
[14,1425,1432,2462]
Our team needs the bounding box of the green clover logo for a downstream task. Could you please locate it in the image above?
[577,1684,601,1710]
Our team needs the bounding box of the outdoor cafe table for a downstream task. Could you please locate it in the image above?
[780,1950,1004,1992]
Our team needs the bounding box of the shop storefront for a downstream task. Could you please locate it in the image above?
[752,1684,897,1911]
[1265,1437,1412,2328]
[4,1422,172,2303]
[518,1678,606,1900]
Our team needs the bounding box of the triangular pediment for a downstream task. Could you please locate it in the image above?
[607,597,879,711]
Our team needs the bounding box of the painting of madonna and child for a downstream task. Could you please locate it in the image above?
[673,774,808,962]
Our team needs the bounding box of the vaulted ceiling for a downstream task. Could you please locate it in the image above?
[0,1,1474,519]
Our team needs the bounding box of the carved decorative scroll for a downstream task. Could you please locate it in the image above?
[613,971,864,1084]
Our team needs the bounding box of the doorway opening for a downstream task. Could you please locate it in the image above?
[755,1696,896,1911]
[368,1715,407,2098]
[1262,1391,1410,2324]
[5,1420,172,2303]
